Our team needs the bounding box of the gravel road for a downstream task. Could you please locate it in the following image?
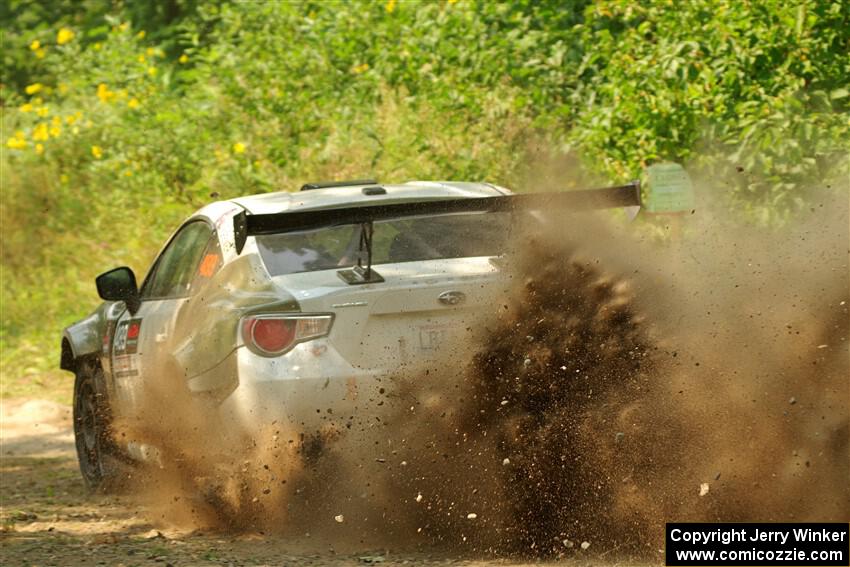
[0,398,633,567]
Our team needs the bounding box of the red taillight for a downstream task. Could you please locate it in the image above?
[241,315,332,356]
[247,318,296,353]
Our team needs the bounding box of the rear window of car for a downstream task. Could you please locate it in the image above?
[256,212,510,276]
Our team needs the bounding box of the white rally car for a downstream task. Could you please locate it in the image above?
[60,179,641,488]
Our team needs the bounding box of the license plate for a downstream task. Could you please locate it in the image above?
[418,324,450,351]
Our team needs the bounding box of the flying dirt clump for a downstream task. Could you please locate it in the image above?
[463,234,663,555]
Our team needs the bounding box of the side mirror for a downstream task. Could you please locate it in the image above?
[96,267,140,314]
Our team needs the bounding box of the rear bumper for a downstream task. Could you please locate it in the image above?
[216,338,390,436]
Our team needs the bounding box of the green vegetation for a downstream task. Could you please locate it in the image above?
[1,0,848,401]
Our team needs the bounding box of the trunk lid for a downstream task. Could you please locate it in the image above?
[270,257,506,370]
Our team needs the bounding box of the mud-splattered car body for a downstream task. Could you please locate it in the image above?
[60,179,641,487]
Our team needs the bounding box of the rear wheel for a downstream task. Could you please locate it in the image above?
[73,361,118,491]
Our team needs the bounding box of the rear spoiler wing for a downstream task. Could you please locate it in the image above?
[234,181,641,255]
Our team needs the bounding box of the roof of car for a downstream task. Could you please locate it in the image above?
[230,181,508,215]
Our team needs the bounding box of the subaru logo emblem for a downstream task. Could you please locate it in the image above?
[438,290,466,306]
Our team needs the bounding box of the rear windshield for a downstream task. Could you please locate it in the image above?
[257,212,510,276]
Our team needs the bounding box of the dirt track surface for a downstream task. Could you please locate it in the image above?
[0,399,633,567]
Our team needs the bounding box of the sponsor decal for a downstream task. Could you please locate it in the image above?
[113,354,138,378]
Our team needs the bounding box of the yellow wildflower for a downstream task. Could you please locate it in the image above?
[147,66,157,76]
[25,83,43,95]
[7,131,27,149]
[19,103,34,113]
[119,22,129,32]
[32,123,49,141]
[94,42,102,50]
[386,0,396,13]
[137,30,146,39]
[179,54,189,64]
[233,142,246,154]
[91,145,103,159]
[74,111,83,120]
[37,106,49,117]
[65,114,76,125]
[127,98,140,109]
[57,27,75,45]
[35,143,44,155]
[352,63,370,74]
[30,40,41,51]
[60,174,69,183]
[137,54,146,63]
[146,47,155,57]
[51,116,62,127]
[35,48,46,58]
[49,125,61,138]
[124,169,133,177]
[96,83,115,103]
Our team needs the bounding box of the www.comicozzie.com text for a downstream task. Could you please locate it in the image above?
[670,527,848,546]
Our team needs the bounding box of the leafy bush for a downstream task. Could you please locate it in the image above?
[571,0,849,222]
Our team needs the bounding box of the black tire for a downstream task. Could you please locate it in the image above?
[73,361,118,491]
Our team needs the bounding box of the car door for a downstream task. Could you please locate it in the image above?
[110,220,215,419]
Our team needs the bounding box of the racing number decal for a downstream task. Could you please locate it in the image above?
[114,318,142,355]
[113,318,142,378]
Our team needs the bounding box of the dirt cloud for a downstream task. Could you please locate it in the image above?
[379,186,849,558]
